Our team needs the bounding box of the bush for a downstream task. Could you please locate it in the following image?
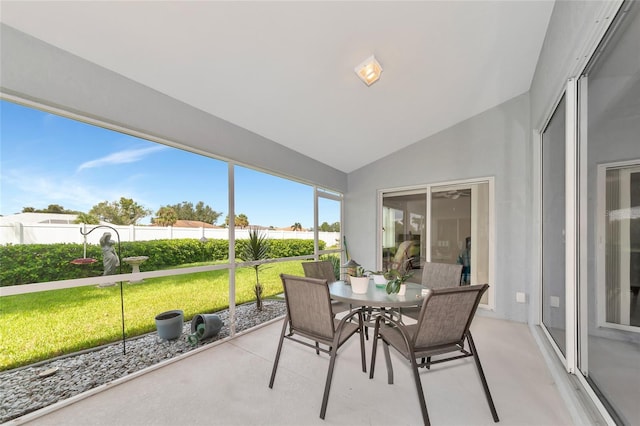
[0,238,326,286]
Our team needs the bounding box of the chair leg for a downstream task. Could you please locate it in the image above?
[320,344,339,419]
[409,354,431,426]
[370,319,394,384]
[382,341,394,385]
[467,332,499,423]
[369,325,379,379]
[358,311,367,373]
[268,316,289,388]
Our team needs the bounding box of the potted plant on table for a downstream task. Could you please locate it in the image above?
[385,269,414,295]
[349,266,370,294]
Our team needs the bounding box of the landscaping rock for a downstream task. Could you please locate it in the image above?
[0,300,286,423]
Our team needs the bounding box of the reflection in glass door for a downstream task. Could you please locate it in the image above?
[601,166,640,327]
[382,191,425,281]
[380,179,493,306]
[430,183,490,304]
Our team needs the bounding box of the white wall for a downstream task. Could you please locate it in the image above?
[0,221,339,246]
[346,93,531,322]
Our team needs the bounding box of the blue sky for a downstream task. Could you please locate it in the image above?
[0,100,338,228]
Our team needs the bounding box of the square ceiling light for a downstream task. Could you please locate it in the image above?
[354,55,382,86]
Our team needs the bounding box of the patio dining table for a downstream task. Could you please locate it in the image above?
[328,279,425,383]
[328,279,425,310]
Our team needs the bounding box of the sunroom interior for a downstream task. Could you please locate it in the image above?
[1,1,639,425]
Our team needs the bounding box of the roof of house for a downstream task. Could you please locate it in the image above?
[0,212,79,225]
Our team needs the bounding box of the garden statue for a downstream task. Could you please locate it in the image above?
[99,232,119,275]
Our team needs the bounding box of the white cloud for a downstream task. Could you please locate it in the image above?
[0,168,141,216]
[77,146,166,172]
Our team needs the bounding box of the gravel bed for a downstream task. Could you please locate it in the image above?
[0,300,287,423]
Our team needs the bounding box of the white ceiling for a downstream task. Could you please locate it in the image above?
[0,1,554,173]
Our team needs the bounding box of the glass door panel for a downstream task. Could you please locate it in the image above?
[430,182,490,304]
[382,192,425,282]
[541,96,567,356]
[579,4,640,423]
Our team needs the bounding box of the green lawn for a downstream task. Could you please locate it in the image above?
[0,260,303,371]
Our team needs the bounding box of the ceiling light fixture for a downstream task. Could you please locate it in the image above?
[354,55,382,86]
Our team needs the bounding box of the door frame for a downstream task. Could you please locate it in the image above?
[377,176,495,311]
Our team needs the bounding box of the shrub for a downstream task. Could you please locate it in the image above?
[0,238,325,286]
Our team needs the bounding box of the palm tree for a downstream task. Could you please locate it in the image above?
[291,222,302,231]
[73,212,100,225]
[239,227,269,310]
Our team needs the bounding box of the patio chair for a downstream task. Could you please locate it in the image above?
[302,260,338,282]
[421,261,463,289]
[269,274,367,420]
[303,260,350,314]
[369,284,499,426]
[400,262,463,321]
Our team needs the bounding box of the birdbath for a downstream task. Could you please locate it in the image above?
[122,256,149,283]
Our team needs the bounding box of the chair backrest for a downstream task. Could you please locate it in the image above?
[280,274,336,341]
[421,262,463,289]
[413,284,488,350]
[302,261,337,283]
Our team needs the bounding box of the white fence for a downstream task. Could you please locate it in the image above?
[0,222,340,247]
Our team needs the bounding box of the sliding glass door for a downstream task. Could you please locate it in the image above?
[579,4,640,421]
[380,179,493,307]
[541,95,567,357]
[539,2,639,422]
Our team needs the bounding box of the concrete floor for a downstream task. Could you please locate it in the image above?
[14,316,575,426]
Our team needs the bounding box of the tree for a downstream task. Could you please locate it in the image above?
[89,197,151,225]
[22,205,80,214]
[161,201,222,225]
[152,206,178,226]
[319,221,341,232]
[291,222,303,231]
[46,204,65,213]
[224,213,250,228]
[73,213,100,224]
[194,201,222,225]
[237,214,249,228]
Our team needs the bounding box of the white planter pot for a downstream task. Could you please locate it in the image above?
[397,284,407,296]
[350,276,370,294]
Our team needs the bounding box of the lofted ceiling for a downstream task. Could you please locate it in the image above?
[0,1,555,173]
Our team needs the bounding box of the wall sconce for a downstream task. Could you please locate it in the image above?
[354,55,383,86]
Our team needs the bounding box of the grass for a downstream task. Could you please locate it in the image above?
[0,260,303,371]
